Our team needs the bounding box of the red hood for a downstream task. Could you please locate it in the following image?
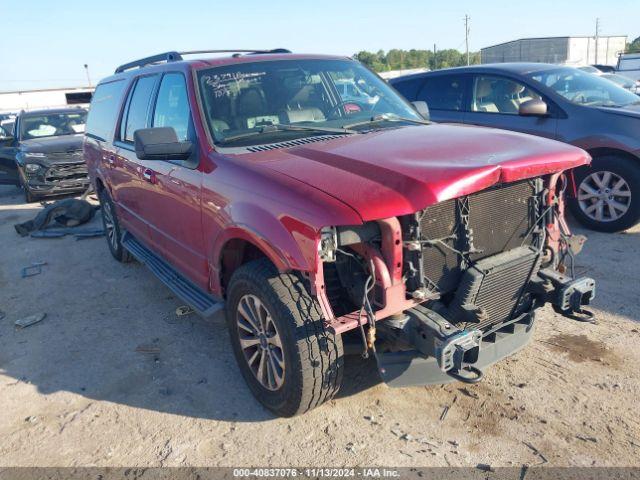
[240,124,590,222]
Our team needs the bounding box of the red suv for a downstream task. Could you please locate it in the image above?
[85,50,595,416]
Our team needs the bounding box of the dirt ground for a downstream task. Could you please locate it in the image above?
[1,184,639,468]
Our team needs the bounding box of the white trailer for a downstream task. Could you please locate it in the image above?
[0,86,94,114]
[481,36,627,67]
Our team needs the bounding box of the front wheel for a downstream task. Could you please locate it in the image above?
[225,259,343,417]
[568,155,640,233]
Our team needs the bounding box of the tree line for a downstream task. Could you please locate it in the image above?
[353,49,481,72]
[627,36,640,53]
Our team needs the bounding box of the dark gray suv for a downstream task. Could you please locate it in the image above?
[391,63,640,232]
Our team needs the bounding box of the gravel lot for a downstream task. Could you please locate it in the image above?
[1,184,639,468]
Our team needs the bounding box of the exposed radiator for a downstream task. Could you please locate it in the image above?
[449,246,540,329]
[416,179,538,295]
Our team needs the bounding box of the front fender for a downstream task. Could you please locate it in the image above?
[208,202,320,294]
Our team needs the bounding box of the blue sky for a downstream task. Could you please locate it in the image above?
[1,0,638,91]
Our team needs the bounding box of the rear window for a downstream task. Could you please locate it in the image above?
[85,80,126,141]
[416,75,467,111]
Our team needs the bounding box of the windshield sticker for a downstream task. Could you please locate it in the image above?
[202,72,266,98]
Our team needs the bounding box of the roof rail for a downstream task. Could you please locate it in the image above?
[114,51,183,74]
[114,49,292,74]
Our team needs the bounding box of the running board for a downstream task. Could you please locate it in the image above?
[122,232,223,318]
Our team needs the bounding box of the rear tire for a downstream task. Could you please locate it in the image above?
[226,259,343,417]
[568,155,640,233]
[98,187,133,263]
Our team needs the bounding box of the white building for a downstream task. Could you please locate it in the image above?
[0,86,94,114]
[481,36,627,67]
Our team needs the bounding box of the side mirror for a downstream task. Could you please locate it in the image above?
[134,127,192,161]
[519,99,548,117]
[412,101,430,121]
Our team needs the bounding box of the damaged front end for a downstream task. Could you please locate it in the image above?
[311,174,595,387]
[17,150,90,197]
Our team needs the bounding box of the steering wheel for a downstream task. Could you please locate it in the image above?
[326,101,365,118]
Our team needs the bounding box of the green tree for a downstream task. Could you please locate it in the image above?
[354,48,480,72]
[627,36,640,53]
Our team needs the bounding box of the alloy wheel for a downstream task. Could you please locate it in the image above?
[101,200,118,250]
[236,294,285,391]
[578,170,631,222]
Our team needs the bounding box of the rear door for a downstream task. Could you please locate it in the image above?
[394,74,468,124]
[112,74,160,243]
[141,72,207,287]
[465,74,558,139]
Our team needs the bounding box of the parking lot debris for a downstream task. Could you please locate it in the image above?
[175,305,195,316]
[21,261,47,278]
[30,227,105,239]
[15,313,46,329]
[439,405,449,421]
[523,441,548,464]
[74,228,105,240]
[135,344,161,354]
[14,198,97,237]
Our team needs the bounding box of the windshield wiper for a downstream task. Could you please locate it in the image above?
[220,123,357,144]
[343,113,430,130]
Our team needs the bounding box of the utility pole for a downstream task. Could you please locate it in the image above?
[594,18,600,64]
[83,64,92,88]
[464,14,471,66]
[433,43,437,70]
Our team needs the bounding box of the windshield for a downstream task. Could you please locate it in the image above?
[528,67,640,108]
[197,59,422,146]
[20,110,87,140]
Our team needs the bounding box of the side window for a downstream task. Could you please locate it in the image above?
[85,80,126,141]
[152,73,191,141]
[471,76,541,115]
[417,75,466,111]
[121,75,158,143]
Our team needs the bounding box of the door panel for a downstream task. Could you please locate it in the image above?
[0,142,19,185]
[111,74,160,243]
[415,74,468,124]
[142,72,207,288]
[142,162,206,288]
[465,75,557,138]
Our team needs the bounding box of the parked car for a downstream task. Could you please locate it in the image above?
[602,73,640,95]
[0,108,90,202]
[617,53,640,82]
[391,63,640,232]
[578,65,604,75]
[85,50,594,416]
[592,64,616,74]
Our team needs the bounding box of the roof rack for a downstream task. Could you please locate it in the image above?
[114,49,292,74]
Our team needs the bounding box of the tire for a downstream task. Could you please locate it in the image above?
[20,177,37,203]
[568,155,640,233]
[225,259,344,417]
[98,187,133,263]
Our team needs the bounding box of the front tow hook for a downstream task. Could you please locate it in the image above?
[447,365,484,384]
